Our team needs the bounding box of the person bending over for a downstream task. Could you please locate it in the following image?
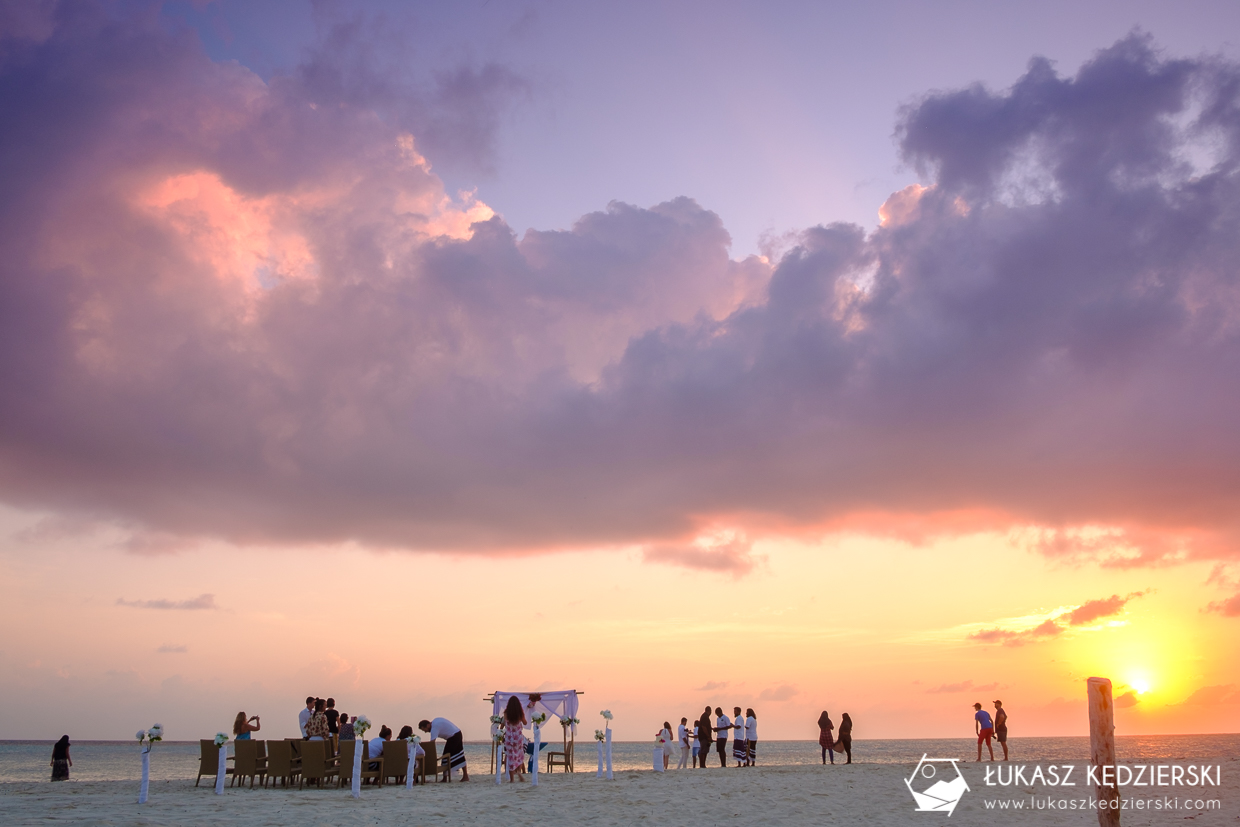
[419,717,470,781]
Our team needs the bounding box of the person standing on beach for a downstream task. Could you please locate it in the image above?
[837,713,853,764]
[305,699,331,741]
[502,696,527,783]
[714,707,730,767]
[299,696,314,737]
[731,706,747,766]
[818,711,835,764]
[745,708,757,766]
[677,717,691,769]
[973,702,995,761]
[325,698,339,751]
[420,717,470,781]
[50,736,71,781]
[695,709,712,768]
[993,700,1008,760]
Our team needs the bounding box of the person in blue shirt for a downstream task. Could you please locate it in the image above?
[973,702,995,761]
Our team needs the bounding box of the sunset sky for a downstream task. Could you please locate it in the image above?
[2,0,1239,743]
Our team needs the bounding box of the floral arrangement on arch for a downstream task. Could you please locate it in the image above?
[490,714,504,726]
[561,716,580,727]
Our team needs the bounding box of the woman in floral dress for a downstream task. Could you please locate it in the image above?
[503,696,528,782]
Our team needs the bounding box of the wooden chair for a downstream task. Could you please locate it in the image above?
[546,729,574,773]
[381,740,411,786]
[415,738,452,783]
[264,740,300,788]
[195,740,234,787]
[297,740,339,789]
[335,739,382,788]
[232,739,267,788]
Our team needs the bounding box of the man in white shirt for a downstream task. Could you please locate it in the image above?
[745,709,757,766]
[714,707,731,767]
[298,696,314,738]
[676,717,690,769]
[419,717,469,781]
[732,706,747,766]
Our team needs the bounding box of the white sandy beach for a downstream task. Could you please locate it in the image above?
[2,762,1235,827]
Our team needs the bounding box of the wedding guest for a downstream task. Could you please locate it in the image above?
[817,711,835,764]
[731,707,747,766]
[745,708,757,766]
[299,696,314,737]
[233,712,261,739]
[837,713,853,764]
[419,717,470,781]
[993,700,1009,760]
[325,698,340,749]
[694,711,712,768]
[677,717,691,769]
[368,725,391,771]
[338,714,355,741]
[657,721,673,770]
[50,735,71,781]
[714,707,730,767]
[502,696,527,783]
[305,698,331,741]
[396,724,426,762]
[974,702,995,762]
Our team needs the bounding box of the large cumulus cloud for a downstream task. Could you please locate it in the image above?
[2,9,1239,595]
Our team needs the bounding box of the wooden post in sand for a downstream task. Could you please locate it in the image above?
[1087,677,1121,827]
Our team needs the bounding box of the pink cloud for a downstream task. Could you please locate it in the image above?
[0,12,1239,603]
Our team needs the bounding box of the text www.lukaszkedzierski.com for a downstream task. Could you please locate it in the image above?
[983,796,1221,811]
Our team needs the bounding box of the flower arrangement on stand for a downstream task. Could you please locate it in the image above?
[600,710,614,779]
[213,732,230,794]
[350,716,371,798]
[136,724,162,804]
[404,735,421,790]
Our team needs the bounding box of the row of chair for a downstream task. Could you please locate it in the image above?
[195,738,453,790]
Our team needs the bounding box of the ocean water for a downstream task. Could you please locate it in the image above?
[2,734,1237,783]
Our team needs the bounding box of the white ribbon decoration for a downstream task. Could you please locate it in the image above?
[653,746,664,772]
[406,740,416,790]
[605,728,613,780]
[214,743,227,794]
[138,746,150,804]
[531,723,541,786]
[351,740,363,798]
[495,738,504,785]
[596,739,604,777]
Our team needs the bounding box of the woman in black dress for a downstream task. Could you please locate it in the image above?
[837,713,853,764]
[50,735,71,781]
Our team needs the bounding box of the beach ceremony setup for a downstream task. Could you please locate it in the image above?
[2,0,1240,825]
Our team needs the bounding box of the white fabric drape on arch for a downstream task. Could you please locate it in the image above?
[490,690,581,733]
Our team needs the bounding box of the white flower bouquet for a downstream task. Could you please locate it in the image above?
[594,729,606,741]
[406,734,421,745]
[354,715,372,738]
[493,731,505,744]
[214,732,229,747]
[532,712,547,725]
[562,716,580,727]
[490,714,504,725]
[136,724,164,747]
[600,709,613,721]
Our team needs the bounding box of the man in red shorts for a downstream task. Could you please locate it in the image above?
[973,702,995,761]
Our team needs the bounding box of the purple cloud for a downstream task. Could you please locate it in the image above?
[1,11,1240,593]
[117,594,216,611]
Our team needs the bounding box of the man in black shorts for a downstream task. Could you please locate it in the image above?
[714,707,730,767]
[993,700,1009,760]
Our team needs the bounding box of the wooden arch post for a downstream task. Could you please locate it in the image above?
[1087,677,1121,827]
